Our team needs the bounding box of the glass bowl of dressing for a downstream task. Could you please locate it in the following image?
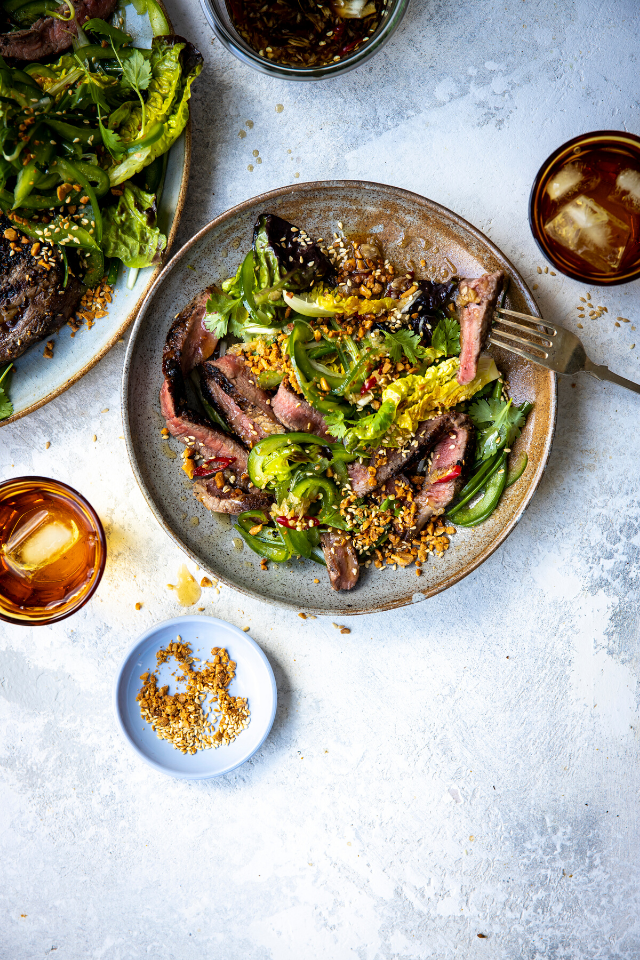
[0,477,106,626]
[200,0,409,80]
[529,130,640,285]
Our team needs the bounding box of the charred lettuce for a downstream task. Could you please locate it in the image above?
[252,214,336,292]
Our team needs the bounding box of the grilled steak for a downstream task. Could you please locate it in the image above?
[160,370,249,479]
[0,215,83,364]
[163,286,219,376]
[193,478,272,516]
[347,415,457,497]
[320,530,360,591]
[457,271,504,385]
[0,0,117,60]
[271,380,333,440]
[200,354,284,447]
[412,412,474,531]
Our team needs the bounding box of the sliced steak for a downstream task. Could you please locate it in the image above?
[0,215,83,364]
[193,478,272,516]
[200,354,285,447]
[271,380,332,440]
[457,271,504,385]
[411,412,475,532]
[163,286,218,376]
[159,369,249,479]
[0,0,117,60]
[348,415,455,497]
[320,531,360,592]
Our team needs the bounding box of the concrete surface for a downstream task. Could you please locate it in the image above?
[2,1,640,957]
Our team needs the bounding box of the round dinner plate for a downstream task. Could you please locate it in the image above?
[1,0,190,426]
[114,616,277,779]
[122,180,557,615]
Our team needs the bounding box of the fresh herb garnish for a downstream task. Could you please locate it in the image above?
[204,290,244,339]
[431,316,461,356]
[468,396,528,461]
[118,48,152,134]
[383,329,426,365]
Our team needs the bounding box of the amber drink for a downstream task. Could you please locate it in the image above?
[529,131,640,284]
[0,477,106,625]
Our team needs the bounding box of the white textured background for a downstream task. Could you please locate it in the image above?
[2,1,640,957]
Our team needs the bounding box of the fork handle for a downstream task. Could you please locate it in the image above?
[584,357,640,395]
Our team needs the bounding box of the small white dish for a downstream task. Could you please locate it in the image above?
[114,616,277,779]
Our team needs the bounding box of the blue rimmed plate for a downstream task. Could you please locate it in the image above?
[114,616,277,779]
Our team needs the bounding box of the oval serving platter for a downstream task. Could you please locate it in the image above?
[123,181,557,616]
[1,0,191,426]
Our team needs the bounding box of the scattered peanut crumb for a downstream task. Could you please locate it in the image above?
[135,602,142,611]
[243,626,250,632]
[340,627,350,635]
[200,577,213,588]
[313,578,320,583]
[416,567,422,576]
[43,340,54,358]
[532,283,538,289]
[197,606,205,611]
[298,612,307,619]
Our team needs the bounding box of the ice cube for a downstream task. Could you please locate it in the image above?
[544,195,630,272]
[610,168,640,213]
[546,162,599,203]
[2,509,79,577]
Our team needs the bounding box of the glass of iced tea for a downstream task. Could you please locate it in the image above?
[0,477,106,626]
[529,130,640,285]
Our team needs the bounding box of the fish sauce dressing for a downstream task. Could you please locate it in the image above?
[225,0,379,67]
[0,484,101,622]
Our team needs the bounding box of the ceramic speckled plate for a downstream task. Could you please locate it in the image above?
[122,181,557,616]
[1,0,191,427]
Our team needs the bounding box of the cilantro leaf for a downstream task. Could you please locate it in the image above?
[383,329,426,365]
[204,291,243,338]
[468,396,527,460]
[431,317,461,356]
[99,117,125,157]
[121,49,152,94]
[323,407,350,440]
[0,363,14,422]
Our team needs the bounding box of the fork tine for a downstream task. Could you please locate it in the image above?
[495,307,556,334]
[489,334,554,368]
[490,327,550,353]
[492,314,553,346]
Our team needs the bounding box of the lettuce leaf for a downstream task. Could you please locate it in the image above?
[108,40,203,185]
[102,183,166,268]
[117,39,183,145]
[384,355,501,435]
[315,287,398,317]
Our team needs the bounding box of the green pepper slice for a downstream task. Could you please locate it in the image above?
[56,157,102,241]
[447,450,504,518]
[505,450,528,488]
[240,250,274,326]
[43,118,101,146]
[236,511,290,563]
[452,453,508,527]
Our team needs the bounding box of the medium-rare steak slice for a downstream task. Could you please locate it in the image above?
[348,415,456,497]
[0,0,117,60]
[320,530,360,591]
[193,478,273,516]
[271,380,332,440]
[457,271,504,385]
[0,215,83,364]
[160,368,249,480]
[411,412,474,532]
[200,354,285,447]
[163,286,218,376]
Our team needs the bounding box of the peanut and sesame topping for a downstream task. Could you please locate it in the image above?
[137,642,250,755]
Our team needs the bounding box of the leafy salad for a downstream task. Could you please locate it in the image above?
[0,0,202,420]
[192,214,532,576]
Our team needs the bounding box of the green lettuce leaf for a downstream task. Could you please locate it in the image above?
[0,362,13,422]
[117,39,182,145]
[108,48,202,185]
[102,183,166,268]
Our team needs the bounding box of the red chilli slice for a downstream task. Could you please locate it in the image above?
[432,465,461,484]
[193,456,235,477]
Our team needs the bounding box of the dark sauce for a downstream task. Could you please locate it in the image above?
[226,0,380,67]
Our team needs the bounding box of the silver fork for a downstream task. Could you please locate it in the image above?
[490,308,640,395]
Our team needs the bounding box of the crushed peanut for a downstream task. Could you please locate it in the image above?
[137,642,250,754]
